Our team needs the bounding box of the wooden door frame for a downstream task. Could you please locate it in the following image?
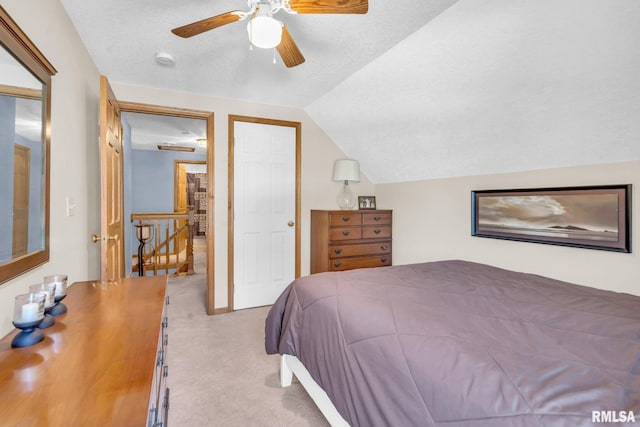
[118,101,216,314]
[173,160,207,212]
[227,115,301,312]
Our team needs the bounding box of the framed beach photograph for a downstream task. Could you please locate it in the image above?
[471,185,631,253]
[358,196,376,210]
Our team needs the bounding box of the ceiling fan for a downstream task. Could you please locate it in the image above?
[171,0,369,68]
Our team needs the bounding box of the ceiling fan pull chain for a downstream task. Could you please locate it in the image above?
[273,48,276,64]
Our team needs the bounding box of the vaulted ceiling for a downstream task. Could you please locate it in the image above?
[60,0,640,183]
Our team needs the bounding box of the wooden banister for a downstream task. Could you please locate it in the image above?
[131,207,196,276]
[131,212,189,221]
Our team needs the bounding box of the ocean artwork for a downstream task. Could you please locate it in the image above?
[472,186,630,252]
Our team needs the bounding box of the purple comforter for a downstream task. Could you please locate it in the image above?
[265,260,640,427]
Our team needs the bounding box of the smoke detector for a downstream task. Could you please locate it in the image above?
[155,52,175,66]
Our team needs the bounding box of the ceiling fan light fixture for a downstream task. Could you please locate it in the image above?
[247,16,282,49]
[157,144,195,152]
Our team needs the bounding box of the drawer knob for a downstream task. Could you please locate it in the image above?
[381,257,388,263]
[374,216,381,221]
[334,249,342,254]
[381,245,388,250]
[373,229,381,234]
[342,231,350,236]
[342,217,350,222]
[334,262,342,268]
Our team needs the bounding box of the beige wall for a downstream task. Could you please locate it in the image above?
[3,0,635,341]
[110,83,375,311]
[376,160,640,296]
[0,0,101,336]
[0,1,374,336]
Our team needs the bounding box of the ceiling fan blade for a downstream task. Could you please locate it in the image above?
[289,0,368,14]
[276,26,305,68]
[171,11,243,38]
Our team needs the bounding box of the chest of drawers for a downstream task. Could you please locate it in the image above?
[311,209,392,273]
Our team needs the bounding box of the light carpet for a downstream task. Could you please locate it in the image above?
[165,271,329,426]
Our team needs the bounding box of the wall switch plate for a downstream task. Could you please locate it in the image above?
[66,197,76,217]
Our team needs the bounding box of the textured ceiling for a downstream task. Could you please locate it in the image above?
[122,112,207,153]
[307,0,640,182]
[59,0,640,183]
[59,0,459,108]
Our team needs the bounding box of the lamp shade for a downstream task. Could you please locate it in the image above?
[332,159,360,183]
[247,16,283,49]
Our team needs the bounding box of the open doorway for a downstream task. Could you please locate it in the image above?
[118,102,215,313]
[175,160,207,274]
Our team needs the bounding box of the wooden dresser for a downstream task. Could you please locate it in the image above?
[0,275,169,427]
[311,209,392,273]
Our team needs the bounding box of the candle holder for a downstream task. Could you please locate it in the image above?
[135,224,153,277]
[29,282,56,329]
[44,275,68,316]
[12,293,46,348]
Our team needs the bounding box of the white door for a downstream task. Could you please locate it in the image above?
[233,121,297,309]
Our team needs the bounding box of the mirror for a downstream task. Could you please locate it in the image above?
[0,7,56,284]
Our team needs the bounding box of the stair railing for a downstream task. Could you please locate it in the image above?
[131,206,195,276]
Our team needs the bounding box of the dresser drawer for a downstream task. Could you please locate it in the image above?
[362,212,392,225]
[311,210,393,274]
[329,242,391,259]
[329,212,362,226]
[329,227,362,241]
[329,255,392,271]
[362,225,391,239]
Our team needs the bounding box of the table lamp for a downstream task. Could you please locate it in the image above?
[332,159,360,210]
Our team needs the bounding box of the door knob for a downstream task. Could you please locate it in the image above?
[287,220,295,227]
[92,234,116,243]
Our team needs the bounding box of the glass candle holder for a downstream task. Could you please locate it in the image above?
[44,275,68,316]
[29,282,56,329]
[12,292,46,348]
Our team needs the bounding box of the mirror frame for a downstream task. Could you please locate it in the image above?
[0,6,56,284]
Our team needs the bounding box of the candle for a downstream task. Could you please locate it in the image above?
[45,275,68,297]
[53,282,64,297]
[43,282,56,306]
[41,290,53,308]
[12,293,45,326]
[137,225,151,240]
[21,302,40,322]
[30,284,55,308]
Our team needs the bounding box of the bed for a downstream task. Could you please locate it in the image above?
[265,260,640,427]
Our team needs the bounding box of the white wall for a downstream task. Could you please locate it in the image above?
[0,0,101,336]
[110,83,375,310]
[376,161,640,296]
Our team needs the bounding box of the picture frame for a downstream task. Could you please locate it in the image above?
[358,196,376,210]
[471,185,631,253]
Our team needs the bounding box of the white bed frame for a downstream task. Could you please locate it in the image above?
[280,354,350,426]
